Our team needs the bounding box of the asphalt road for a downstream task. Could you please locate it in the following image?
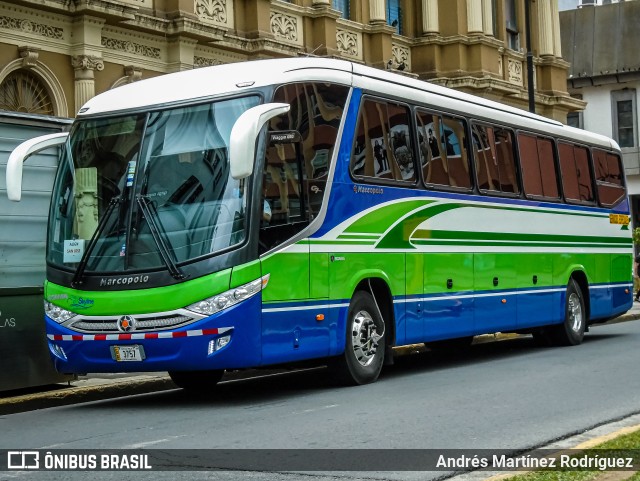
[2,320,640,481]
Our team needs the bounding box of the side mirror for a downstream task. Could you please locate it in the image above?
[229,103,290,179]
[6,132,69,201]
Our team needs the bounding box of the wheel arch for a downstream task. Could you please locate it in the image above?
[353,277,396,349]
[569,269,590,322]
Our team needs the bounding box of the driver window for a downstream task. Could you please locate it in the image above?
[259,82,349,253]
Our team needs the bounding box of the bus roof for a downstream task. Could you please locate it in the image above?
[78,57,616,151]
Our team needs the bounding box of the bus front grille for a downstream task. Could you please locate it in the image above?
[65,310,203,333]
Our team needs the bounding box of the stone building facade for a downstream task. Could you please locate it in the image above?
[0,0,580,121]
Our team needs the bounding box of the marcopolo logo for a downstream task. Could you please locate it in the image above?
[353,185,384,195]
[117,315,136,333]
[100,275,150,287]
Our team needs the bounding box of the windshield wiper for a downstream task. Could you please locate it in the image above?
[136,195,186,280]
[71,196,122,287]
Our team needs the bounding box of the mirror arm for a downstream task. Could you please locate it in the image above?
[6,132,69,202]
[229,103,290,179]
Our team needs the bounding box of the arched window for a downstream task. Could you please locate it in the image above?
[0,69,54,115]
[387,0,402,34]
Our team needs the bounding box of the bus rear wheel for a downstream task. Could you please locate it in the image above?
[549,279,586,346]
[168,369,224,391]
[330,290,386,385]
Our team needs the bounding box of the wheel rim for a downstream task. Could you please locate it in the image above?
[351,309,383,367]
[567,292,583,333]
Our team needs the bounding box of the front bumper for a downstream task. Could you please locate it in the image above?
[45,295,262,373]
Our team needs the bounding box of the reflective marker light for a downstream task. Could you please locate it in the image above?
[187,275,269,316]
[217,335,231,350]
[44,301,77,324]
[207,335,232,355]
[49,343,67,360]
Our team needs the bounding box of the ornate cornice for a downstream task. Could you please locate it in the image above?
[193,56,223,68]
[0,15,63,40]
[101,36,161,59]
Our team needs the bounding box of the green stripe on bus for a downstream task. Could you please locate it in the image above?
[412,229,632,245]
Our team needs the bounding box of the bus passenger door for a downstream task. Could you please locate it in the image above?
[474,253,517,333]
[259,132,329,365]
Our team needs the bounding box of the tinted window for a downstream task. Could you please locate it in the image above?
[558,142,595,203]
[518,133,559,199]
[351,98,416,183]
[270,82,349,219]
[416,109,472,189]
[472,123,519,194]
[593,148,625,207]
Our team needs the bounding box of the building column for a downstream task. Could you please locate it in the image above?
[422,0,439,35]
[537,0,554,57]
[482,0,493,36]
[71,55,104,109]
[551,0,562,57]
[467,0,483,35]
[370,0,386,24]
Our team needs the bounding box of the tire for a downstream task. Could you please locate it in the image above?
[330,290,386,386]
[168,369,224,392]
[548,279,586,346]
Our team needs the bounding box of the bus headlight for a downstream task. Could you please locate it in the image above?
[186,274,270,316]
[44,301,77,324]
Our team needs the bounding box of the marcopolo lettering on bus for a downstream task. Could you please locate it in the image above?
[100,276,150,287]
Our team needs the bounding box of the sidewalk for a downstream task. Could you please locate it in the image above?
[1,304,640,414]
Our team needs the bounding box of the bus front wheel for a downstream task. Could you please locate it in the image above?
[168,369,224,391]
[330,290,386,385]
[549,279,586,346]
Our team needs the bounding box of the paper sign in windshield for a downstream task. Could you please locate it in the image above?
[63,239,85,263]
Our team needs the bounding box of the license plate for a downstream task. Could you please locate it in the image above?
[110,345,145,362]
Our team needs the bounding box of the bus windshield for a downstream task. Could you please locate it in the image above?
[47,95,260,274]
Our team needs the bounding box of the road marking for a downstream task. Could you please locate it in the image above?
[292,404,339,415]
[124,435,187,449]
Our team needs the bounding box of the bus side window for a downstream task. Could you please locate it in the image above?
[593,148,625,207]
[518,133,559,199]
[472,123,519,194]
[351,98,415,183]
[558,142,595,204]
[417,110,471,189]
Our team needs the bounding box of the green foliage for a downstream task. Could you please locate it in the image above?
[633,227,640,246]
[503,428,640,481]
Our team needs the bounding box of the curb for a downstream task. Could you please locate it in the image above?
[0,376,176,416]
